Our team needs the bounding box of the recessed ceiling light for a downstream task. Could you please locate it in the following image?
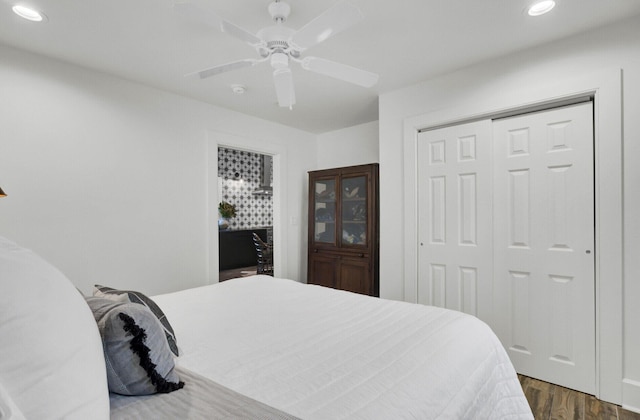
[12,4,47,22]
[528,0,556,16]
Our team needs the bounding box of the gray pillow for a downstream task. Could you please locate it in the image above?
[85,297,184,396]
[93,285,179,356]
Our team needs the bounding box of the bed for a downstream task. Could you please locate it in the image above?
[0,236,533,419]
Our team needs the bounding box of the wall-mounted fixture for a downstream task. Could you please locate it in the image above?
[252,155,273,196]
[0,186,6,197]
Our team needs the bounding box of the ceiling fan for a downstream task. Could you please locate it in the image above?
[175,0,379,109]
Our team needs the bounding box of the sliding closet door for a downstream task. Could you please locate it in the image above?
[417,120,493,322]
[492,102,595,394]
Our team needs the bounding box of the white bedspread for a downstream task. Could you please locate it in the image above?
[152,276,532,419]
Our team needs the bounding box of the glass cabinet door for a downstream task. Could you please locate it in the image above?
[341,175,367,246]
[313,178,336,244]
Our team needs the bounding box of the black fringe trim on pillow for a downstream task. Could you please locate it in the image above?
[118,312,185,393]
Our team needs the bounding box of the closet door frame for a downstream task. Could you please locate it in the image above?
[401,69,622,404]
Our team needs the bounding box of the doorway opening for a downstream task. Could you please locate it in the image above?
[217,146,274,281]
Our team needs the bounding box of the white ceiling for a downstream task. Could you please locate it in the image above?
[2,0,640,134]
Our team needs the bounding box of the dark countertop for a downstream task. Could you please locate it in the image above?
[220,226,272,233]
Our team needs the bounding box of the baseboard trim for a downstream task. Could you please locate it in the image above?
[622,378,640,413]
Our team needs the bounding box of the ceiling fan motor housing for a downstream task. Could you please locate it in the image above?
[256,25,297,58]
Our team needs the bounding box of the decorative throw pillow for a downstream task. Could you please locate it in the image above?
[85,296,184,396]
[93,285,179,356]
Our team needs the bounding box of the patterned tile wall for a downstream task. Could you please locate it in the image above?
[218,147,273,230]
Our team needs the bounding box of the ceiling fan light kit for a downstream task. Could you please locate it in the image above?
[273,68,295,108]
[177,0,378,109]
[270,52,289,69]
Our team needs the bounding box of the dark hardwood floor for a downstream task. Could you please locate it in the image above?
[519,375,640,420]
[219,265,257,282]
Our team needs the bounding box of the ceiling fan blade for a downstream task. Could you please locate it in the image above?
[220,20,264,47]
[174,3,264,47]
[273,68,296,108]
[187,59,258,79]
[289,1,363,51]
[301,57,378,87]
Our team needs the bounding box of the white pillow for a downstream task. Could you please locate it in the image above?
[0,236,109,420]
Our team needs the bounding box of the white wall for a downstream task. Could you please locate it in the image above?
[379,14,640,409]
[316,121,379,169]
[0,44,316,296]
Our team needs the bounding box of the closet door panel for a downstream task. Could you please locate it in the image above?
[417,120,493,321]
[492,102,595,394]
